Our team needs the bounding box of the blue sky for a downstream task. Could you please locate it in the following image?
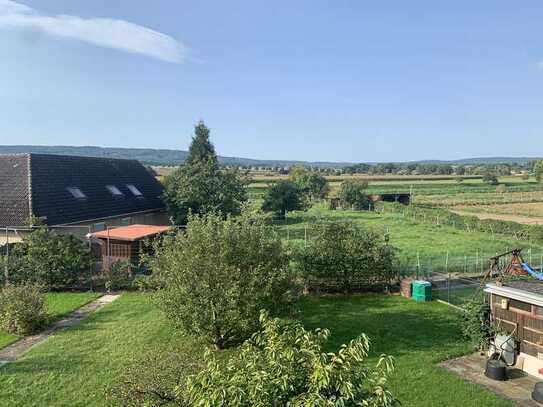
[1,0,542,162]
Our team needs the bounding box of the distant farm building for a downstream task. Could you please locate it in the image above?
[370,193,411,205]
[328,193,411,210]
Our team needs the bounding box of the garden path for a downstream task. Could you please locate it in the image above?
[0,293,120,367]
[441,352,541,406]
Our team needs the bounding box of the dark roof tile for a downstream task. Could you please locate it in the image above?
[0,155,30,227]
[0,153,165,226]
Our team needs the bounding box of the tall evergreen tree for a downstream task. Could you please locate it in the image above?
[163,121,247,225]
[186,121,217,166]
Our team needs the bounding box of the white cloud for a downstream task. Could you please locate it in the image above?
[0,0,187,63]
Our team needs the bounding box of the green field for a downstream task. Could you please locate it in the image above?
[0,293,511,406]
[248,176,543,200]
[275,205,543,275]
[0,292,100,350]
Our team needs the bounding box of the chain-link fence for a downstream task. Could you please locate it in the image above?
[425,271,485,308]
[270,220,543,277]
[398,249,543,279]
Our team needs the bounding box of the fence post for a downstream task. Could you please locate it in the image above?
[447,272,451,304]
[417,251,421,280]
[4,227,8,284]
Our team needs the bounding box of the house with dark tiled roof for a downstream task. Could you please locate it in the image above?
[0,154,168,236]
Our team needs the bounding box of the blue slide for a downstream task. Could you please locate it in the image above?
[521,263,543,280]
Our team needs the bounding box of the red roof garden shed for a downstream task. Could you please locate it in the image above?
[89,224,170,272]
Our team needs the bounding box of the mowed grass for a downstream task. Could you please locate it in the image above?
[0,293,194,406]
[0,331,16,350]
[300,295,511,407]
[0,293,511,406]
[0,291,100,350]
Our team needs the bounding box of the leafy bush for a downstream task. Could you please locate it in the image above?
[338,179,371,210]
[102,260,132,292]
[290,166,329,200]
[131,274,154,291]
[112,312,397,407]
[461,295,492,351]
[482,170,499,185]
[149,211,297,349]
[183,311,398,406]
[262,180,306,218]
[296,221,397,292]
[535,160,543,183]
[5,228,92,289]
[0,283,49,335]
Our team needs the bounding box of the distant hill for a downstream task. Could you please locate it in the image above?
[0,145,540,167]
[0,145,353,167]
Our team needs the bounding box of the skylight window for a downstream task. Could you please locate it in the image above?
[106,185,124,198]
[67,187,86,200]
[126,184,143,197]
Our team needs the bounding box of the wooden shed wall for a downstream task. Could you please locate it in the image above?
[491,293,543,358]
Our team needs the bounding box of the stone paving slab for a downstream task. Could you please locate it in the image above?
[441,352,542,407]
[0,293,120,365]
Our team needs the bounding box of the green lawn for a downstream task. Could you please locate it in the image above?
[0,291,100,350]
[0,331,16,350]
[0,293,190,406]
[300,295,511,407]
[0,293,511,406]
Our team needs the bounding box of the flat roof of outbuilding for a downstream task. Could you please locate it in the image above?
[485,280,543,307]
[89,224,170,242]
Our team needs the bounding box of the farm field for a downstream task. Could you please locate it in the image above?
[248,176,543,200]
[0,293,511,407]
[0,292,100,350]
[250,174,485,183]
[415,190,543,207]
[453,202,543,225]
[275,205,543,275]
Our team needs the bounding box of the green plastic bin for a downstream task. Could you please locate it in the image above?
[411,280,432,302]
